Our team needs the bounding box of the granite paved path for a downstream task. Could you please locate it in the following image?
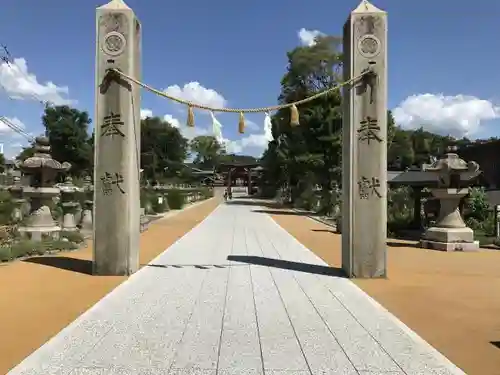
[8,199,466,375]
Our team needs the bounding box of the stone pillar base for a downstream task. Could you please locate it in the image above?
[421,226,479,251]
[420,239,479,252]
[424,226,474,243]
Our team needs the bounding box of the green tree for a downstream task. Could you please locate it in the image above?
[388,127,414,169]
[42,105,92,176]
[0,152,5,172]
[262,35,344,203]
[219,153,259,165]
[189,135,225,169]
[140,116,188,182]
[16,143,36,161]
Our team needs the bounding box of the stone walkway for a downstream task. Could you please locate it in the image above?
[8,200,466,375]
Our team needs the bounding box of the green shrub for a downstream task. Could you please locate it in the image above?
[47,240,78,251]
[152,195,169,213]
[0,247,12,261]
[8,238,78,260]
[294,185,318,211]
[140,189,156,214]
[60,231,85,244]
[167,189,185,210]
[10,240,43,257]
[387,187,413,233]
[465,187,490,222]
[198,187,214,199]
[0,190,14,225]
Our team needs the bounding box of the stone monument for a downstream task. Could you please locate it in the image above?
[420,147,481,251]
[16,136,71,241]
[341,0,388,278]
[94,0,141,275]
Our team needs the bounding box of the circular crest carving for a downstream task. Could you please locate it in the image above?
[102,31,126,56]
[357,34,381,58]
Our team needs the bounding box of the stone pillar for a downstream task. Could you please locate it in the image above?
[341,0,387,278]
[94,0,141,275]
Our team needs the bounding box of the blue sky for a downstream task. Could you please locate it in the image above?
[0,0,499,159]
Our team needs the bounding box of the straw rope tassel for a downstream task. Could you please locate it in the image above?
[187,105,195,127]
[238,112,245,134]
[290,104,300,126]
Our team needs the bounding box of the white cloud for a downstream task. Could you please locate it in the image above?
[220,115,272,156]
[2,142,25,159]
[298,28,325,46]
[140,108,153,119]
[245,120,259,132]
[393,94,500,138]
[0,58,73,105]
[163,114,181,128]
[225,134,269,155]
[0,117,29,158]
[163,82,227,109]
[140,109,208,140]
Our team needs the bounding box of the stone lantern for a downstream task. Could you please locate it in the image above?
[80,175,94,237]
[420,146,481,251]
[16,136,71,241]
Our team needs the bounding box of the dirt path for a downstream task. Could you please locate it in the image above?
[0,198,220,374]
[271,212,500,375]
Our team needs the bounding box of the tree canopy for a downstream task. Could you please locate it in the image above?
[189,135,226,169]
[43,105,93,177]
[261,36,345,200]
[140,116,188,182]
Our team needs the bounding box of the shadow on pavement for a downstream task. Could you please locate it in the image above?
[224,199,284,209]
[24,256,93,275]
[227,255,345,277]
[146,263,242,269]
[252,209,312,216]
[312,228,336,234]
[386,240,420,248]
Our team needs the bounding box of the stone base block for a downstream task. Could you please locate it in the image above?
[423,226,474,243]
[420,239,479,252]
[140,215,150,233]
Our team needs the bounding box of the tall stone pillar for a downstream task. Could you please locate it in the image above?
[94,0,141,275]
[341,0,387,278]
